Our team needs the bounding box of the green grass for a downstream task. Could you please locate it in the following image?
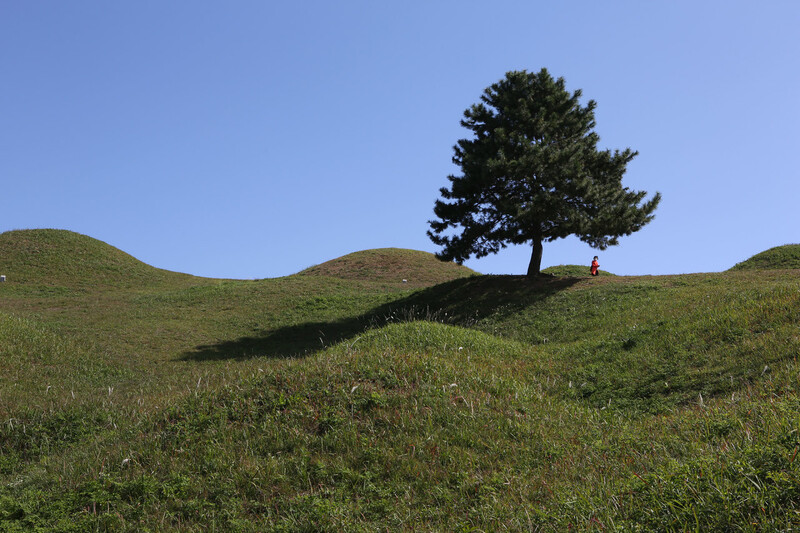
[298,247,476,289]
[1,229,800,530]
[0,229,199,289]
[542,264,615,277]
[730,243,800,271]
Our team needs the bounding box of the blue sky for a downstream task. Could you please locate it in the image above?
[2,2,798,279]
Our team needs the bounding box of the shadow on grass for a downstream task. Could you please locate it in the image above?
[180,275,581,361]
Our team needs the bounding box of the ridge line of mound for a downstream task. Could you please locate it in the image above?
[0,228,199,288]
[297,248,476,287]
[729,244,800,271]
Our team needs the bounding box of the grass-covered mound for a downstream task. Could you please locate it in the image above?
[1,232,800,530]
[542,264,616,277]
[0,229,198,288]
[3,317,800,530]
[729,243,800,271]
[298,248,475,287]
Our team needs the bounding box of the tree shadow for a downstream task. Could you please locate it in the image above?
[180,275,581,362]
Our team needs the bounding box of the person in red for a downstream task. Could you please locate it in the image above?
[590,256,600,276]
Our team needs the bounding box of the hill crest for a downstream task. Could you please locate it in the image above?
[729,244,800,271]
[0,229,196,287]
[0,230,475,289]
[542,264,616,277]
[298,248,476,287]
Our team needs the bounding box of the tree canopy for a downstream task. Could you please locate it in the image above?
[428,69,661,276]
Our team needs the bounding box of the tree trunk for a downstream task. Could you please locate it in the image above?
[527,240,543,277]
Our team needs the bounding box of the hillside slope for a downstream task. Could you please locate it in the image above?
[729,243,800,271]
[1,233,800,530]
[298,248,476,287]
[542,264,616,276]
[0,229,199,288]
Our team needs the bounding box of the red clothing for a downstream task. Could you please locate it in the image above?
[590,260,599,276]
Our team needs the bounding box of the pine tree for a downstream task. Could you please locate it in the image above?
[428,69,661,276]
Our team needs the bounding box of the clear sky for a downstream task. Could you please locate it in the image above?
[2,1,798,279]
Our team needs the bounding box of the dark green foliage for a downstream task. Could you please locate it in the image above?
[428,69,660,276]
[730,243,800,271]
[0,409,108,472]
[617,414,800,530]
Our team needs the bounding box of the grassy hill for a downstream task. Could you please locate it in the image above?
[298,247,476,288]
[729,243,800,271]
[1,230,799,530]
[542,264,616,277]
[0,229,200,289]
